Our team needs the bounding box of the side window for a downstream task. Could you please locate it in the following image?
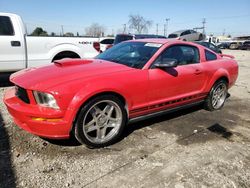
[154,45,200,66]
[0,16,14,36]
[180,32,185,36]
[205,50,217,61]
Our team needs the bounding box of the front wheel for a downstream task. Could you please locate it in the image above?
[74,95,127,148]
[204,80,228,111]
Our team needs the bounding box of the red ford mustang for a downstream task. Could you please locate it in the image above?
[4,39,238,148]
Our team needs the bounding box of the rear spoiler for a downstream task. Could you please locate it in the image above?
[219,54,235,59]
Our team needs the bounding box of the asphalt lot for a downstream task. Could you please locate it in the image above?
[0,49,250,188]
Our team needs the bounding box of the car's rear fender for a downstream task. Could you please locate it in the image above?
[206,69,230,91]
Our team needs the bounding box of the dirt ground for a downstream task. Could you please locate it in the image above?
[0,50,250,188]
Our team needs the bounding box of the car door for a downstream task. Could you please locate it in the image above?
[0,15,26,72]
[147,44,207,108]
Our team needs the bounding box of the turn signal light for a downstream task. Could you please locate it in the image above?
[31,117,62,122]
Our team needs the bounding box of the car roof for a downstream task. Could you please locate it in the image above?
[130,38,201,47]
[116,33,165,37]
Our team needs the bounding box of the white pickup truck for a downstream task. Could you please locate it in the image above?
[0,12,100,73]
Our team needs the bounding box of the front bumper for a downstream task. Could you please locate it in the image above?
[3,88,72,139]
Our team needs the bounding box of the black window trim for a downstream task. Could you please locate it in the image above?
[0,16,15,36]
[150,44,201,69]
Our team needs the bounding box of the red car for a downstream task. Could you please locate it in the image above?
[4,39,238,148]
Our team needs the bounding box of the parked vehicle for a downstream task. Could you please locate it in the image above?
[195,41,222,53]
[217,42,230,49]
[229,42,243,50]
[168,30,205,41]
[99,37,114,52]
[205,36,220,44]
[0,13,100,73]
[113,34,166,45]
[4,39,238,148]
[239,41,250,50]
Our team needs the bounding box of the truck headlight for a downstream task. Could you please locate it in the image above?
[33,91,59,109]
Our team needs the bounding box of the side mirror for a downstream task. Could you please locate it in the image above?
[154,59,178,68]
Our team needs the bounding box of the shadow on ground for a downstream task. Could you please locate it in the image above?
[0,112,16,188]
[125,104,203,136]
[36,98,241,149]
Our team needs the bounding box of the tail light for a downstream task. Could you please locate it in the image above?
[93,42,101,52]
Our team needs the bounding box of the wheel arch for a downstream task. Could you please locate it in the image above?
[69,90,130,131]
[48,43,83,62]
[52,51,80,62]
[206,69,230,91]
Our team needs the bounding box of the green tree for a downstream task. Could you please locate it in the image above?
[31,27,48,36]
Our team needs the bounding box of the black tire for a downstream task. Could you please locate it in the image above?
[74,95,127,148]
[204,80,228,111]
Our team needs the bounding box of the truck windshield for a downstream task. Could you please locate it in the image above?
[114,35,133,45]
[168,34,178,38]
[96,42,161,69]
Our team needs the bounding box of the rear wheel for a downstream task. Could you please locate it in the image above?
[74,95,127,148]
[204,80,228,111]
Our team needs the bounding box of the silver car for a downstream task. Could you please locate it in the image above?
[168,30,205,41]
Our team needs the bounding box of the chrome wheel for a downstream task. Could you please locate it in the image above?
[82,100,122,144]
[211,83,227,109]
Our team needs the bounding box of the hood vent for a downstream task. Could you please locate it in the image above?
[54,59,94,66]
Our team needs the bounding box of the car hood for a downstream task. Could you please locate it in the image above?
[10,59,132,91]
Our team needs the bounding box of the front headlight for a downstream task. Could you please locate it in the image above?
[33,91,59,109]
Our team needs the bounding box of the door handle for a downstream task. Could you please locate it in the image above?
[11,41,21,47]
[194,69,202,75]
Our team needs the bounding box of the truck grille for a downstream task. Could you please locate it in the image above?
[15,86,30,104]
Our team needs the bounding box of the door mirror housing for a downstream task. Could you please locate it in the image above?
[154,59,178,68]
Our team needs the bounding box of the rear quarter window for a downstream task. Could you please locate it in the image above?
[0,16,14,36]
[205,50,217,61]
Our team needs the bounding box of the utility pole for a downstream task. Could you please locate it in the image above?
[156,24,158,35]
[164,24,166,36]
[61,25,64,36]
[123,24,126,34]
[165,18,170,37]
[202,18,206,34]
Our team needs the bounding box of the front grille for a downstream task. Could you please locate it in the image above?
[15,86,30,104]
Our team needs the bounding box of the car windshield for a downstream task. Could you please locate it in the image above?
[95,42,161,69]
[114,35,133,45]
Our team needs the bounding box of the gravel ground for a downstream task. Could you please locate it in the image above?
[0,49,250,188]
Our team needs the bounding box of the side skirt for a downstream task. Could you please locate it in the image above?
[128,100,204,124]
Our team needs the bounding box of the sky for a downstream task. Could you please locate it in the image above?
[0,0,250,37]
